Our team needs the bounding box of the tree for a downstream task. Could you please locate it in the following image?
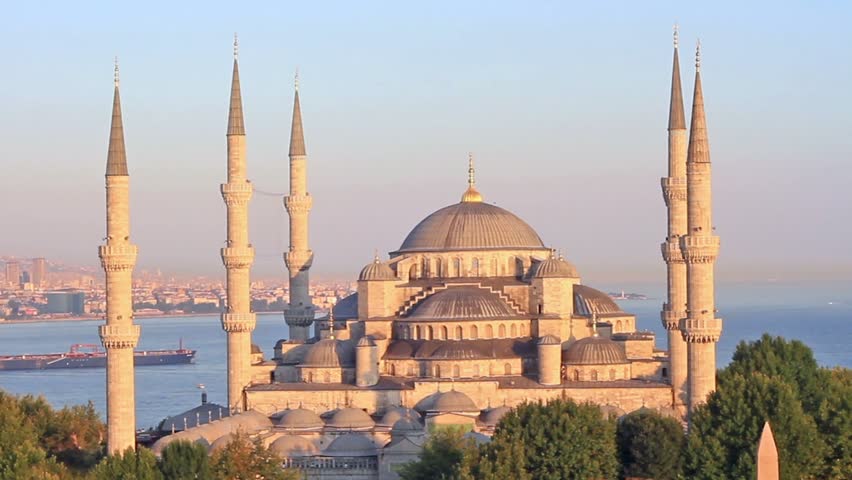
[480,398,618,480]
[685,372,825,480]
[397,427,480,480]
[158,440,212,480]
[210,431,298,480]
[0,391,65,480]
[89,448,162,480]
[814,368,852,479]
[616,410,685,480]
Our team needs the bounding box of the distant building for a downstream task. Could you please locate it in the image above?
[31,258,47,288]
[45,289,86,315]
[5,261,20,288]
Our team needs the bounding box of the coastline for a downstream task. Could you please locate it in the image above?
[0,311,284,325]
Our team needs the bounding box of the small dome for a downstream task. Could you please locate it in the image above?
[531,256,578,278]
[430,390,479,413]
[325,434,378,457]
[538,334,561,346]
[208,433,234,454]
[327,408,375,429]
[573,285,624,316]
[480,406,511,426]
[302,339,354,367]
[427,342,484,360]
[359,258,396,281]
[269,435,319,457]
[463,431,492,445]
[391,417,424,435]
[379,407,419,427]
[563,336,629,365]
[407,286,519,320]
[357,336,376,347]
[275,408,324,430]
[599,404,627,419]
[251,343,263,354]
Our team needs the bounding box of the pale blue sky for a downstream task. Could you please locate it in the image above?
[2,1,850,282]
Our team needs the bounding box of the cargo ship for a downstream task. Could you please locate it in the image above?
[0,341,196,370]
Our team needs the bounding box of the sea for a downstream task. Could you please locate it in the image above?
[0,280,849,429]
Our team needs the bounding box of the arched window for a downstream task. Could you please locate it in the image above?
[504,363,512,375]
[662,367,668,378]
[452,365,460,378]
[498,324,506,338]
[435,258,443,278]
[616,320,623,332]
[609,369,616,380]
[485,325,494,339]
[453,258,462,277]
[390,364,396,376]
[470,325,478,339]
[471,258,480,277]
[507,257,516,276]
[573,370,580,381]
[427,326,434,340]
[520,324,527,336]
[591,370,598,381]
[422,257,430,277]
[407,365,415,376]
[510,324,518,337]
[434,364,441,378]
[408,264,417,281]
[515,257,525,277]
[414,326,421,340]
[455,326,463,340]
[473,364,480,377]
[307,372,313,383]
[441,326,448,340]
[491,258,498,277]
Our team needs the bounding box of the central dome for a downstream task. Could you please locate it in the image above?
[396,201,545,253]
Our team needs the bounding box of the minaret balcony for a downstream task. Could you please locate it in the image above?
[660,177,687,205]
[221,181,253,206]
[679,235,720,263]
[284,249,314,271]
[221,312,257,333]
[660,308,686,330]
[285,307,314,328]
[679,317,722,343]
[99,244,138,272]
[221,246,255,269]
[660,240,685,263]
[284,194,313,214]
[99,324,141,349]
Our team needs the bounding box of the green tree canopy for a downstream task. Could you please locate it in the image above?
[0,391,66,480]
[209,431,298,480]
[158,440,212,480]
[89,447,162,480]
[616,410,685,480]
[397,427,480,480]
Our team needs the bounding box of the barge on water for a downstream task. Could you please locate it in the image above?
[0,342,196,370]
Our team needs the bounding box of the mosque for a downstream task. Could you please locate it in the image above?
[100,30,722,479]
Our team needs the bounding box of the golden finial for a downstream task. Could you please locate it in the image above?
[461,152,483,203]
[695,39,701,71]
[373,249,380,263]
[592,312,598,336]
[295,68,299,92]
[673,24,679,48]
[114,57,119,87]
[328,309,335,340]
[233,33,239,60]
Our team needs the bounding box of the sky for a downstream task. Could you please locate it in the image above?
[2,1,851,283]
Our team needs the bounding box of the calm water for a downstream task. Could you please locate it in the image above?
[0,281,849,428]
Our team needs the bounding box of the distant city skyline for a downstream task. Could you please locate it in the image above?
[3,1,851,283]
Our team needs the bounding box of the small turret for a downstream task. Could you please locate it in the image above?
[355,335,378,387]
[537,335,562,386]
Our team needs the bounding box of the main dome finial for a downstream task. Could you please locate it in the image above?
[461,152,483,203]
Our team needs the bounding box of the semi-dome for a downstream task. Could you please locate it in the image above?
[531,256,579,278]
[430,390,479,413]
[573,285,624,316]
[379,407,419,427]
[391,417,424,435]
[480,406,511,426]
[427,342,485,360]
[275,408,324,430]
[327,408,375,429]
[325,434,379,457]
[359,257,396,281]
[395,201,545,253]
[269,435,319,457]
[538,334,562,346]
[356,336,376,347]
[301,339,354,367]
[407,286,519,320]
[563,335,629,365]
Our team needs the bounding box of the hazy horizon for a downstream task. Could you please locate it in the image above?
[3,1,851,283]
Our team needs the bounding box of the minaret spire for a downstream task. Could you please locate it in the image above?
[284,71,315,342]
[220,37,256,413]
[99,59,140,453]
[461,152,483,203]
[661,25,689,414]
[680,39,722,416]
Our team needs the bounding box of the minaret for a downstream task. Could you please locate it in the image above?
[680,41,722,414]
[220,35,256,412]
[757,422,780,480]
[283,71,314,342]
[660,25,689,412]
[98,59,140,454]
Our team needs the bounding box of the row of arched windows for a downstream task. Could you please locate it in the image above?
[564,367,629,382]
[401,322,527,340]
[407,256,528,280]
[387,362,513,378]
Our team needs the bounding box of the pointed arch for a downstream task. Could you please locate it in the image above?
[452,365,460,378]
[485,324,494,339]
[510,324,518,337]
[498,324,506,338]
[470,325,479,340]
[441,325,448,340]
[504,363,512,375]
[455,325,463,340]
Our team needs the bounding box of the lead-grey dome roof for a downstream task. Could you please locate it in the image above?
[407,286,519,320]
[396,201,545,253]
[531,257,579,278]
[359,258,396,281]
[301,339,354,367]
[269,435,319,457]
[563,335,628,365]
[326,408,375,429]
[573,285,624,316]
[275,408,324,429]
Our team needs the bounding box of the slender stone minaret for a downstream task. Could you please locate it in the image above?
[98,59,140,454]
[220,36,256,413]
[757,422,780,480]
[660,25,689,412]
[283,72,314,342]
[680,41,722,414]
